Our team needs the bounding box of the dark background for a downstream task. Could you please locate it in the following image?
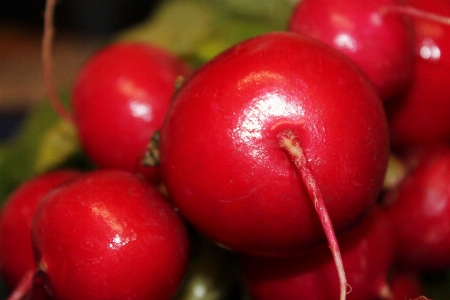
[0,0,163,35]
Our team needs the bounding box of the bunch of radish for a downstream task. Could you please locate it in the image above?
[1,0,450,299]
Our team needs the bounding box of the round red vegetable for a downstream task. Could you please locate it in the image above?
[288,0,415,101]
[159,31,390,257]
[0,170,80,291]
[387,0,450,149]
[71,42,192,183]
[31,170,189,300]
[383,145,450,272]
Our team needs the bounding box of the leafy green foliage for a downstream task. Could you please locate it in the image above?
[0,95,92,206]
[116,0,297,67]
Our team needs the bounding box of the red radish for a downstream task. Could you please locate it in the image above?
[31,170,189,300]
[159,31,390,300]
[240,208,397,300]
[0,170,80,292]
[288,0,415,101]
[41,0,192,184]
[386,0,450,149]
[71,42,192,183]
[160,31,389,256]
[383,145,450,272]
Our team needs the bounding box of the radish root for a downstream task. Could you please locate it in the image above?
[277,130,349,300]
[6,269,34,300]
[42,0,74,122]
[380,5,450,25]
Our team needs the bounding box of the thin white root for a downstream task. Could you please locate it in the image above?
[278,130,348,300]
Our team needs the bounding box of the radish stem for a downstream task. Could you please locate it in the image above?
[42,0,74,123]
[7,269,34,300]
[380,5,450,25]
[277,130,348,300]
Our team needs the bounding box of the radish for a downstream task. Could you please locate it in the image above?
[382,145,450,272]
[159,31,390,300]
[30,170,189,299]
[386,0,450,150]
[41,0,192,184]
[240,207,398,300]
[288,0,415,102]
[0,170,80,294]
[70,42,192,183]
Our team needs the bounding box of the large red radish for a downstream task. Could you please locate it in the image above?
[159,31,390,300]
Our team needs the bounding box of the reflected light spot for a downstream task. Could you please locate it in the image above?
[129,101,152,121]
[369,12,382,26]
[334,33,357,52]
[232,70,306,160]
[232,92,303,160]
[109,233,134,250]
[193,284,206,297]
[419,38,441,61]
[117,78,153,121]
[233,93,299,143]
[330,13,354,30]
[91,202,123,233]
[237,71,286,91]
[424,188,447,217]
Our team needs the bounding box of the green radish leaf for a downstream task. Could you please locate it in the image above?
[115,0,297,68]
[115,0,216,56]
[33,118,79,174]
[0,94,90,206]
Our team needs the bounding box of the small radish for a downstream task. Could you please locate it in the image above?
[240,208,398,300]
[382,145,450,272]
[288,0,415,101]
[70,42,192,183]
[0,170,80,293]
[31,170,189,300]
[41,0,192,184]
[159,31,390,300]
[386,0,450,149]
